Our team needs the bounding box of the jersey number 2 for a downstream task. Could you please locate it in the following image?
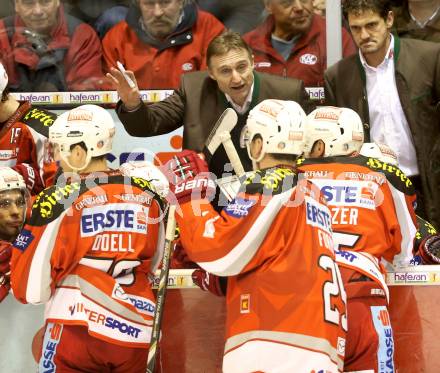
[319,255,347,332]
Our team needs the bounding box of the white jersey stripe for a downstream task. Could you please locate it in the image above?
[198,189,293,276]
[28,126,47,182]
[58,274,148,324]
[26,209,69,304]
[224,338,342,373]
[224,329,343,371]
[388,182,417,268]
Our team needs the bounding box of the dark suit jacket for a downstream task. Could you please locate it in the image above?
[324,36,440,227]
[116,70,312,152]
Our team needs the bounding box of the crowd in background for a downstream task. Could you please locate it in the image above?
[0,0,438,92]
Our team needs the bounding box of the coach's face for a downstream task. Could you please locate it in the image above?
[208,48,254,107]
[15,0,60,36]
[348,9,393,58]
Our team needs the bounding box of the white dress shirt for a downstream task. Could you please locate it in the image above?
[360,34,419,176]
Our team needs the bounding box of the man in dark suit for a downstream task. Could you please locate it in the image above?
[106,30,312,179]
[324,0,440,228]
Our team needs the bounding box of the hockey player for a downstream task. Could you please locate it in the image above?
[0,62,57,193]
[11,104,166,372]
[359,142,440,266]
[165,99,347,373]
[298,106,419,372]
[0,167,28,302]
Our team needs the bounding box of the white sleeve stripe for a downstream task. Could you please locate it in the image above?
[26,209,69,304]
[388,183,417,268]
[198,190,293,276]
[28,127,46,181]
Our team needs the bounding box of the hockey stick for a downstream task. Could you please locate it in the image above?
[203,108,246,177]
[219,131,246,177]
[146,204,176,373]
[203,108,238,162]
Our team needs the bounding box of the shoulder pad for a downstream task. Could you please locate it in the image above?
[361,155,416,195]
[242,167,298,195]
[20,106,57,137]
[30,182,82,225]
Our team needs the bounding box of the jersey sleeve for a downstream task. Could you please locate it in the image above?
[176,188,296,277]
[382,177,418,268]
[18,111,58,188]
[10,185,84,304]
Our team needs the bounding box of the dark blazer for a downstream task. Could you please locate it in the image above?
[324,36,440,227]
[116,70,312,152]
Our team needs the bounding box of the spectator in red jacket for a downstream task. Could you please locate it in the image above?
[243,0,356,88]
[102,0,225,89]
[0,0,107,92]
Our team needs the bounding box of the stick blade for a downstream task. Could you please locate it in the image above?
[204,108,238,159]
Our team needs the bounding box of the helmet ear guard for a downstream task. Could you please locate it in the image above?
[303,106,364,157]
[49,105,115,171]
[241,99,307,163]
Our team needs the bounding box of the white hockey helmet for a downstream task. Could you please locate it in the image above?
[360,142,398,165]
[49,104,115,171]
[303,106,364,157]
[241,99,307,162]
[0,167,26,193]
[0,63,8,97]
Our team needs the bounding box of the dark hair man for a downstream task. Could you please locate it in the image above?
[107,30,313,180]
[324,0,440,228]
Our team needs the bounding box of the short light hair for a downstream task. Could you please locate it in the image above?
[206,30,253,68]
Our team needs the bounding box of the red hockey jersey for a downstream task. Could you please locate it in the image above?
[11,172,165,348]
[298,155,418,275]
[177,167,346,373]
[0,101,57,191]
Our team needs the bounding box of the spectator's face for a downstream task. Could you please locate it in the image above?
[265,0,314,36]
[15,0,60,35]
[208,48,254,107]
[0,190,26,242]
[138,0,184,39]
[348,9,394,56]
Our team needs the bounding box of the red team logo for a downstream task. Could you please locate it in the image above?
[378,309,391,327]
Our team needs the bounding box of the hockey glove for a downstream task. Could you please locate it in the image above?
[12,163,44,195]
[192,268,227,297]
[162,150,215,204]
[171,240,198,269]
[418,235,440,265]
